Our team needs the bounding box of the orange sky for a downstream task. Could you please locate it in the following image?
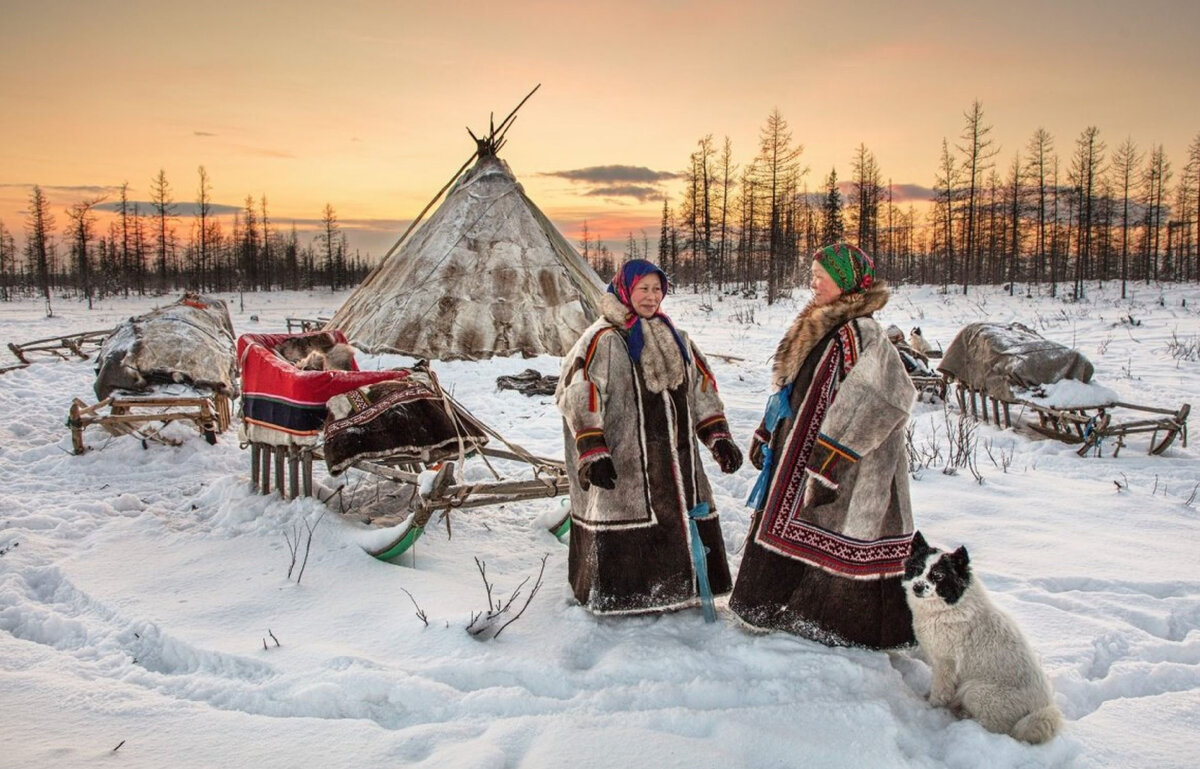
[2,0,1198,258]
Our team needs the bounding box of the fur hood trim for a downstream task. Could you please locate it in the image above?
[600,292,632,327]
[599,293,686,393]
[771,281,890,389]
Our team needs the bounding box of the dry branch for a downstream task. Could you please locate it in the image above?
[466,554,548,640]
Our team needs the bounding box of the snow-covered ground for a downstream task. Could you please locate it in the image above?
[1,281,1197,769]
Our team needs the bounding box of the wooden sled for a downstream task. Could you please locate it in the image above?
[247,400,571,561]
[910,374,947,402]
[68,391,233,454]
[239,331,570,560]
[348,441,571,561]
[285,316,330,333]
[8,328,112,366]
[952,383,1189,457]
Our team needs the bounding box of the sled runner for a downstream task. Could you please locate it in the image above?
[67,294,237,454]
[939,322,1189,456]
[238,330,571,561]
[7,328,112,369]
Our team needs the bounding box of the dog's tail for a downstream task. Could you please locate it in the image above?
[1011,705,1062,744]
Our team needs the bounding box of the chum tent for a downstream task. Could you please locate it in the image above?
[327,138,604,361]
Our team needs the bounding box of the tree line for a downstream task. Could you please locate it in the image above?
[4,102,1198,310]
[584,101,1200,302]
[0,166,372,312]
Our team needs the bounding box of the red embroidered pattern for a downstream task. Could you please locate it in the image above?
[755,323,903,578]
[759,344,839,531]
[770,520,912,577]
[838,325,858,370]
[325,381,434,438]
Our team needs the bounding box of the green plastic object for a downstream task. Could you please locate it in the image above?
[549,513,571,540]
[368,523,426,561]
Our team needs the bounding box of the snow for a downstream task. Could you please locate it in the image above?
[1014,378,1122,409]
[1,283,1198,769]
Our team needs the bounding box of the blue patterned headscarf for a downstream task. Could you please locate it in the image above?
[607,259,690,365]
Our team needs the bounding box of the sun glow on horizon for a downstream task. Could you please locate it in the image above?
[2,1,1197,263]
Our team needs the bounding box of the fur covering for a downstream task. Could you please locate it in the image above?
[598,292,685,393]
[323,374,488,474]
[555,297,734,614]
[770,282,890,390]
[274,332,356,371]
[94,293,236,400]
[729,282,918,648]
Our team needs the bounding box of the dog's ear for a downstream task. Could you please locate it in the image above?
[949,545,971,577]
[910,530,929,555]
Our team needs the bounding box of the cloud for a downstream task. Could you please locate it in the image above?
[801,181,934,206]
[888,183,934,203]
[194,131,217,137]
[544,165,681,184]
[95,201,244,216]
[0,183,122,196]
[585,185,662,203]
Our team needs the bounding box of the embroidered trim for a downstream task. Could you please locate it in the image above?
[808,433,860,485]
[693,346,718,392]
[582,327,616,381]
[760,520,913,579]
[575,427,609,461]
[838,324,859,371]
[578,446,610,463]
[695,414,731,447]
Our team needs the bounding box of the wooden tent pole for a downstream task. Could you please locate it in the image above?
[376,85,540,267]
[493,83,540,145]
[327,84,543,310]
[376,151,475,265]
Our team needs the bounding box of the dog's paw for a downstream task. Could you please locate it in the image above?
[928,686,955,709]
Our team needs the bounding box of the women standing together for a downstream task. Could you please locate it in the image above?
[556,244,917,650]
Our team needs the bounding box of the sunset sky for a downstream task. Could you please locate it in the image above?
[2,0,1198,259]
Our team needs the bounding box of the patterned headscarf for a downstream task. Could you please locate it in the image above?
[815,242,876,294]
[606,259,690,364]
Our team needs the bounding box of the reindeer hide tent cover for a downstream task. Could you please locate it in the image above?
[327,153,604,361]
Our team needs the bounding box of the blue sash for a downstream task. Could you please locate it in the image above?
[746,383,794,509]
[686,502,716,623]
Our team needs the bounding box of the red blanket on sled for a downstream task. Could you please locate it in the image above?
[238,331,404,445]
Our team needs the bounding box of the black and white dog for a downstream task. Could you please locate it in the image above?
[902,532,1062,744]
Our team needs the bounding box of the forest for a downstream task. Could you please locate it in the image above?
[2,101,1197,308]
[593,101,1199,303]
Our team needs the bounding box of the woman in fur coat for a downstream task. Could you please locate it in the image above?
[729,243,917,648]
[555,260,743,615]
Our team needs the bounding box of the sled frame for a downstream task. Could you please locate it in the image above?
[68,392,233,454]
[243,366,571,559]
[950,382,1189,457]
[284,317,331,333]
[8,328,113,365]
